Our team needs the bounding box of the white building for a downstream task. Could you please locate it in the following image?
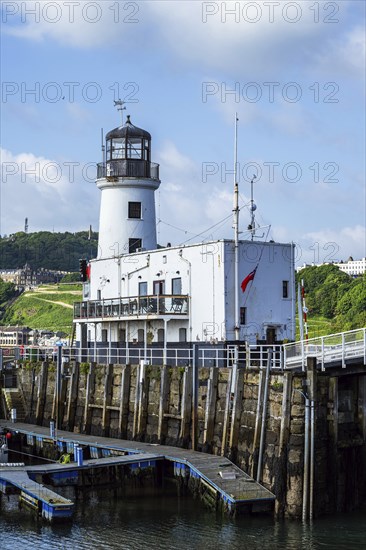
[74,116,296,357]
[335,257,366,277]
[296,257,366,277]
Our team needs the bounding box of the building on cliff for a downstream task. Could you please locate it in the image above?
[73,115,295,354]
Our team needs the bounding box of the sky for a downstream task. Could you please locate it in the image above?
[0,0,365,265]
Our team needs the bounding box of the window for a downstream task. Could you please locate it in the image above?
[128,202,141,219]
[179,328,187,342]
[282,280,289,299]
[157,328,165,342]
[101,329,108,343]
[240,307,246,325]
[127,138,142,159]
[139,282,147,296]
[129,238,142,253]
[172,277,182,295]
[119,328,126,343]
[137,329,144,343]
[153,280,165,295]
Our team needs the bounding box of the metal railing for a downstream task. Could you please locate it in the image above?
[97,160,160,180]
[13,344,283,370]
[74,295,189,320]
[5,328,365,371]
[283,328,366,371]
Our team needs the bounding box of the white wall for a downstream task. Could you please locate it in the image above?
[223,241,295,342]
[79,239,295,344]
[97,177,160,259]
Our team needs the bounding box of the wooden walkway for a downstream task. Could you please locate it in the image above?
[0,466,74,520]
[1,420,275,512]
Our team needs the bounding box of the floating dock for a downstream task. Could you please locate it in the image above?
[0,466,74,521]
[1,420,275,519]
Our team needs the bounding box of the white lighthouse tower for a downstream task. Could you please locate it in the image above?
[96,115,161,259]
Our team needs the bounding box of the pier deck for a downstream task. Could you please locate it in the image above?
[1,420,275,513]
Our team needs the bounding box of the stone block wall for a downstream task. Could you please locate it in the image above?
[17,361,366,518]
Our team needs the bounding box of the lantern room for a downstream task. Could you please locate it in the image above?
[98,115,159,180]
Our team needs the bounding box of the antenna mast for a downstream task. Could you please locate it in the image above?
[233,113,240,342]
[249,175,257,240]
[101,128,105,164]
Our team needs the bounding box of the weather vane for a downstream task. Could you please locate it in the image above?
[114,99,126,125]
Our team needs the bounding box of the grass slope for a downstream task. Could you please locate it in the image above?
[296,314,333,340]
[1,284,82,334]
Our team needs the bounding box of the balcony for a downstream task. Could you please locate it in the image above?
[97,160,160,181]
[74,295,189,321]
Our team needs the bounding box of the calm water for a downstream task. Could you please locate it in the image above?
[1,487,365,550]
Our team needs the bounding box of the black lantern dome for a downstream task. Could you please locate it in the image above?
[99,115,159,180]
[106,115,151,141]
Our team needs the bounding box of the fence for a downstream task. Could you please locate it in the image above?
[7,343,284,371]
[283,328,366,371]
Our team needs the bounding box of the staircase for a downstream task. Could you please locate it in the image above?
[2,388,27,421]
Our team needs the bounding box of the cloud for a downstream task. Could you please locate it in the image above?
[272,224,366,265]
[0,147,99,234]
[313,25,366,79]
[2,0,138,48]
[4,1,362,81]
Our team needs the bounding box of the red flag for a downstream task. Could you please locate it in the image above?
[241,267,257,293]
[86,264,91,280]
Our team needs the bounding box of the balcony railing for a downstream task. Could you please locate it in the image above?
[97,160,160,181]
[74,295,189,320]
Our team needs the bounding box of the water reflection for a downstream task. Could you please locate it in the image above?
[1,487,365,550]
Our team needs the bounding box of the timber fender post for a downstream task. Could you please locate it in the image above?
[35,362,48,425]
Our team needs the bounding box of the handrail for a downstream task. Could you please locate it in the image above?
[283,327,366,371]
[74,294,189,320]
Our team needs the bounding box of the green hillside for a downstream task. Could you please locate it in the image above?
[1,284,82,334]
[296,265,366,336]
[0,231,98,271]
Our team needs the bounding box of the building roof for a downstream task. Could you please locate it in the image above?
[106,115,151,141]
[0,326,31,332]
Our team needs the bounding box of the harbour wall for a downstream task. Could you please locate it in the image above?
[12,360,366,518]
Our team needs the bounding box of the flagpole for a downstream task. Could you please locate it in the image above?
[233,113,240,342]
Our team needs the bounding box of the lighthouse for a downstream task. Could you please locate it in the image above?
[96,115,161,259]
[75,112,295,356]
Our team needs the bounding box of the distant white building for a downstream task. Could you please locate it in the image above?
[296,257,365,277]
[335,257,366,277]
[74,116,295,356]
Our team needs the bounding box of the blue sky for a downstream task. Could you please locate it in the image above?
[1,0,365,264]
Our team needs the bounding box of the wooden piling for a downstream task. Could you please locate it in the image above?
[83,362,96,434]
[102,364,113,437]
[137,363,149,438]
[158,366,170,443]
[179,366,192,443]
[59,363,69,429]
[65,362,80,432]
[229,367,245,453]
[221,368,233,456]
[275,371,292,517]
[203,368,219,449]
[118,365,131,439]
[132,364,140,439]
[251,369,264,477]
[35,362,48,425]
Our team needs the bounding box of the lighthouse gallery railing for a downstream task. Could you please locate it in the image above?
[97,161,160,180]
